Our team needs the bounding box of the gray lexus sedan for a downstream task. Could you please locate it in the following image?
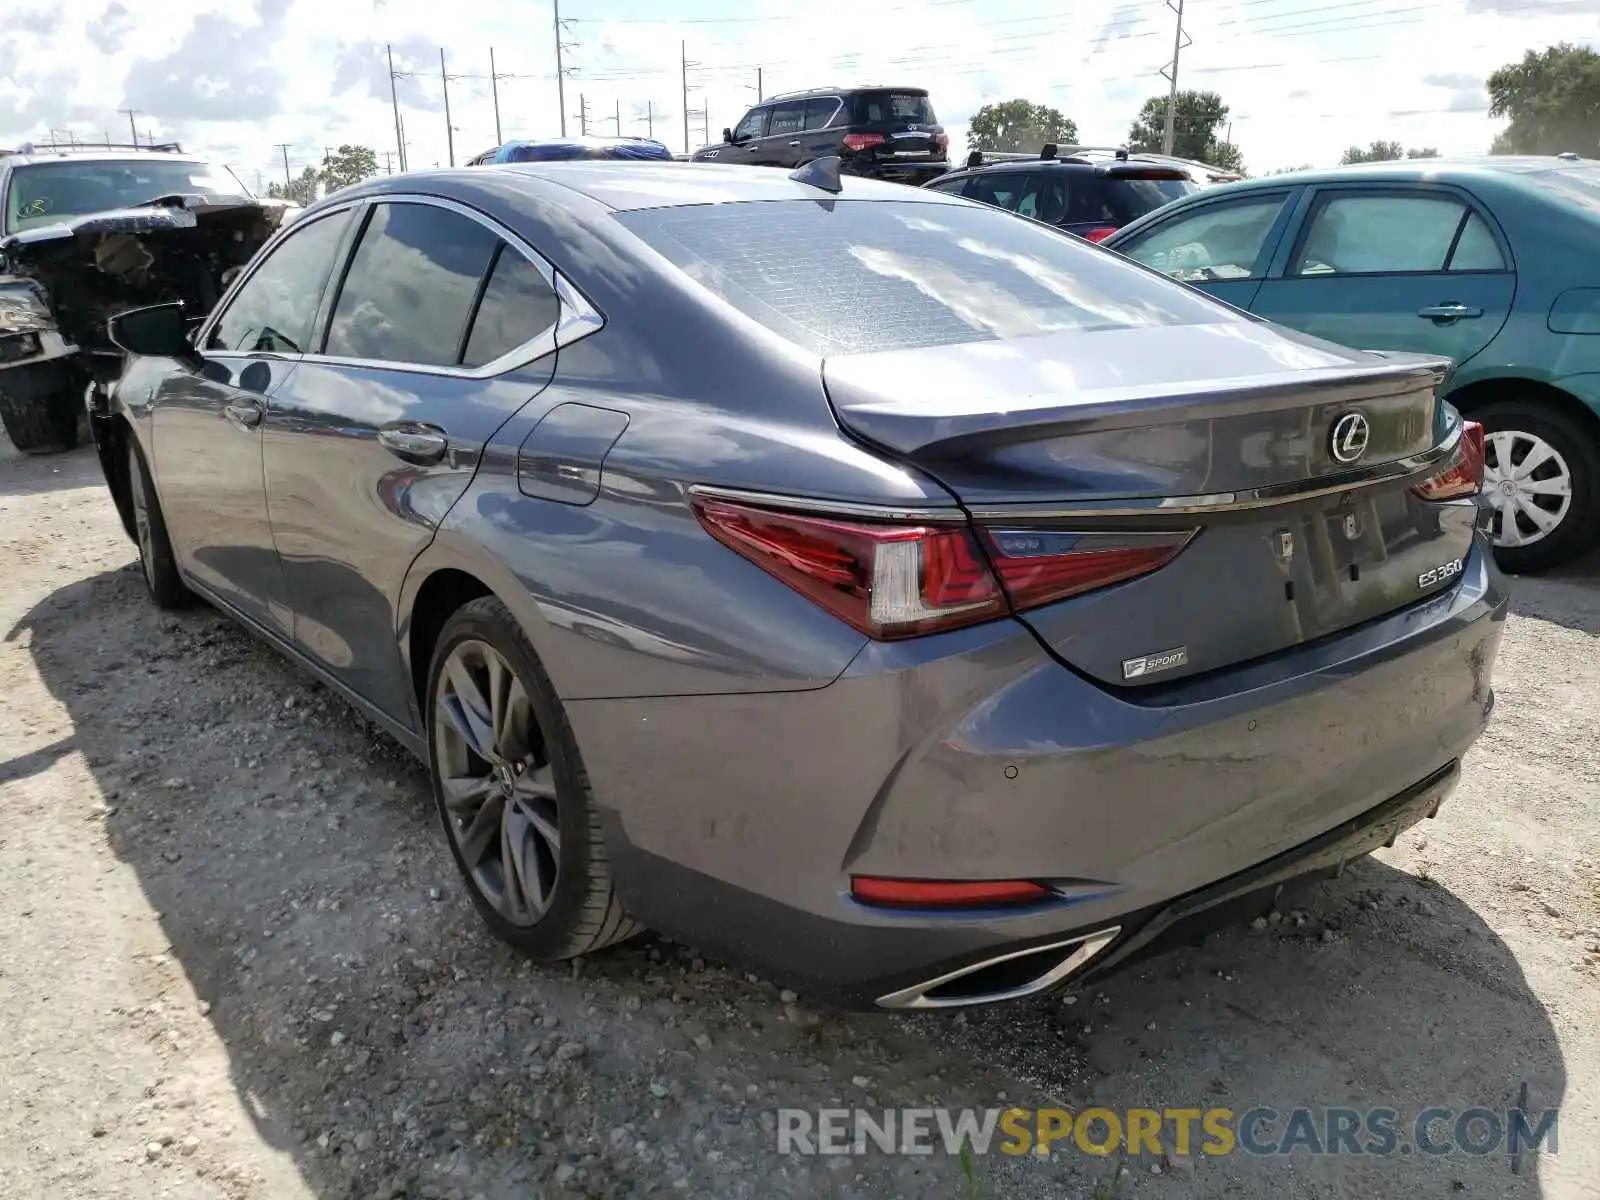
[92,160,1505,1010]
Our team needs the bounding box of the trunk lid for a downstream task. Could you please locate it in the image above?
[823,323,1473,686]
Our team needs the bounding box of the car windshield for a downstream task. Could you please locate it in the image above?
[5,159,254,233]
[852,91,936,126]
[616,198,1236,357]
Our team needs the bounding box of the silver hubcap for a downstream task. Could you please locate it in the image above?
[433,640,561,927]
[1481,428,1572,549]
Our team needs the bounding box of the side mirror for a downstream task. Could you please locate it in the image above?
[107,302,193,358]
[722,127,735,144]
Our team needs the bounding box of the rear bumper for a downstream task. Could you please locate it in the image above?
[573,536,1506,1007]
[844,158,950,186]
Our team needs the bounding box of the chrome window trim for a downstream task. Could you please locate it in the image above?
[685,483,966,524]
[200,192,605,379]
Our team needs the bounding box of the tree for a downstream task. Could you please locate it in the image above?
[266,166,320,206]
[1127,90,1243,173]
[966,99,1078,154]
[1339,141,1440,164]
[319,144,380,193]
[1487,42,1600,154]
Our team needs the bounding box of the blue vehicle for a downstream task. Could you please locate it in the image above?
[465,136,674,167]
[90,161,1503,1009]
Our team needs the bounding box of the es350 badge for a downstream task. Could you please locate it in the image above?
[1418,557,1464,589]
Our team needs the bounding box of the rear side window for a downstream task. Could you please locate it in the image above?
[1291,193,1478,276]
[1117,195,1287,282]
[852,91,936,125]
[325,202,499,365]
[767,102,808,138]
[969,173,1025,211]
[462,246,562,367]
[803,98,840,131]
[616,199,1236,356]
[208,209,352,353]
[1449,213,1507,271]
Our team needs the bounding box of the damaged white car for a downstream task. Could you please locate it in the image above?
[0,142,296,453]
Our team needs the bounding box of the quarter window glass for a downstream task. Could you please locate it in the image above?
[1118,196,1287,282]
[1013,174,1068,223]
[1448,212,1506,271]
[734,108,767,141]
[969,174,1024,211]
[767,102,807,137]
[325,202,499,365]
[207,209,352,353]
[462,246,562,368]
[804,99,839,131]
[1292,194,1468,276]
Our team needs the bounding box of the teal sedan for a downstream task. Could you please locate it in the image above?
[1105,156,1600,571]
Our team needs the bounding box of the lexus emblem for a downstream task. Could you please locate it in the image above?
[1329,413,1371,464]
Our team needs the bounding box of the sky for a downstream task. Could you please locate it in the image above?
[2,0,1598,191]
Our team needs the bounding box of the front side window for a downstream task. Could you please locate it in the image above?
[1117,195,1288,282]
[803,98,840,131]
[324,202,499,365]
[207,209,352,353]
[1291,193,1476,276]
[968,173,1025,212]
[617,198,1238,357]
[767,102,808,138]
[733,108,768,142]
[5,158,253,234]
[925,176,970,197]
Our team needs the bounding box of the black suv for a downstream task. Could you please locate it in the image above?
[691,86,948,185]
[926,146,1199,241]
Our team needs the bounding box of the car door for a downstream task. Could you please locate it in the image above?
[724,106,769,165]
[151,205,355,637]
[758,101,810,168]
[1107,189,1299,311]
[1250,185,1515,363]
[798,97,843,163]
[261,196,561,728]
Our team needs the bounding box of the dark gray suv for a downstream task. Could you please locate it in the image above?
[692,87,948,185]
[94,161,1505,1010]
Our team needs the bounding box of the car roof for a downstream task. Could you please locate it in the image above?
[461,160,961,211]
[1218,155,1596,190]
[760,85,928,104]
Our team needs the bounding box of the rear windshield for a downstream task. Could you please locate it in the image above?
[852,91,937,126]
[616,199,1236,356]
[5,158,254,233]
[1102,175,1197,222]
[1528,165,1600,215]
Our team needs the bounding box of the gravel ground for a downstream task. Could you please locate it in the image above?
[1,445,1597,1200]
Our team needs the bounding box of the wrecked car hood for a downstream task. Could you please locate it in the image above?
[0,197,292,253]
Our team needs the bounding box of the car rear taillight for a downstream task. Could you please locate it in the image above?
[1079,226,1119,243]
[934,133,949,151]
[851,877,1050,908]
[1413,420,1485,501]
[842,133,886,152]
[690,497,1194,640]
[980,529,1195,612]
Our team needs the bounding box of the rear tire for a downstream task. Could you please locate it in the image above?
[126,440,192,609]
[1472,398,1600,573]
[0,385,78,454]
[426,596,642,960]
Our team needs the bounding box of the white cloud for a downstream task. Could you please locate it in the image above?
[1,0,1597,186]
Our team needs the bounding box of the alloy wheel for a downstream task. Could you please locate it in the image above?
[432,639,562,926]
[1481,428,1573,550]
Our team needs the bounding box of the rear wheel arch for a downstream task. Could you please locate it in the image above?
[405,567,494,716]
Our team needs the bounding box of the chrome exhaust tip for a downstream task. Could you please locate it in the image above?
[874,927,1121,1011]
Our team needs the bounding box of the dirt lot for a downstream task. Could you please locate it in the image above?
[1,445,1597,1200]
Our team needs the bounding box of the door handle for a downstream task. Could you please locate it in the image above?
[788,140,801,147]
[1417,303,1484,322]
[378,422,449,464]
[222,399,264,429]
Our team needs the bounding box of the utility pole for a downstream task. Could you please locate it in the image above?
[614,98,622,137]
[635,101,657,140]
[119,108,140,145]
[552,0,572,137]
[441,48,455,167]
[275,143,292,192]
[578,93,588,136]
[757,67,763,102]
[382,150,394,174]
[681,41,690,156]
[489,47,503,145]
[1160,0,1190,156]
[387,44,406,172]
